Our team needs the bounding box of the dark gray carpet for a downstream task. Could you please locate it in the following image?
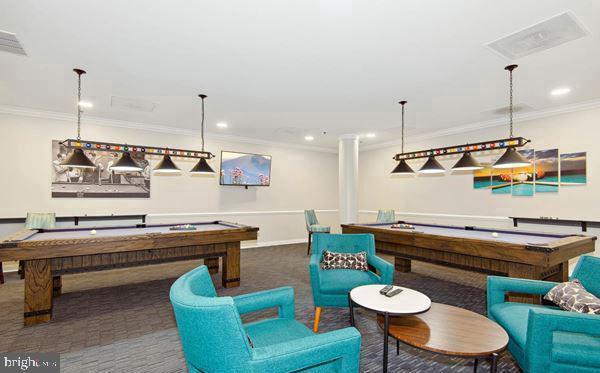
[0,244,520,372]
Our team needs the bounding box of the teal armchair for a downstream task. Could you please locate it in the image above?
[170,265,362,372]
[376,210,396,223]
[310,233,393,332]
[487,255,600,373]
[305,209,331,255]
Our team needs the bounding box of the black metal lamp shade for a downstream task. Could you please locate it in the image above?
[61,148,96,169]
[493,147,530,169]
[391,159,414,174]
[418,156,446,174]
[190,158,215,174]
[153,155,181,173]
[111,152,143,172]
[452,152,483,171]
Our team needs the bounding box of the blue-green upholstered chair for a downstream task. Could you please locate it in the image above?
[305,209,331,255]
[170,265,362,373]
[309,233,393,332]
[487,255,600,373]
[376,210,396,223]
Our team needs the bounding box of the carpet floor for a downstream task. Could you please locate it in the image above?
[0,243,520,372]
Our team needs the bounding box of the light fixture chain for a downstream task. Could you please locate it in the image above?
[201,96,205,152]
[509,68,513,139]
[401,103,405,154]
[77,72,82,141]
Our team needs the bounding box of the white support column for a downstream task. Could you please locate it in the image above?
[338,134,359,224]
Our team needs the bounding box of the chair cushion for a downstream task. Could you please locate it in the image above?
[309,224,331,233]
[244,318,314,348]
[319,269,380,295]
[321,250,368,271]
[544,279,600,315]
[489,302,557,349]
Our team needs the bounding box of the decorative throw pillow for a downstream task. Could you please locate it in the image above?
[321,250,368,271]
[544,279,600,315]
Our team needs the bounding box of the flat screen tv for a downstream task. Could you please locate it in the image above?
[219,151,272,187]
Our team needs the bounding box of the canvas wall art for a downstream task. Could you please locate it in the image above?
[560,152,587,185]
[473,163,492,189]
[534,149,559,193]
[220,151,272,186]
[51,140,151,198]
[511,149,535,196]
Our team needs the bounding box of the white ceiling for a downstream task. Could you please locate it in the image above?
[1,0,600,150]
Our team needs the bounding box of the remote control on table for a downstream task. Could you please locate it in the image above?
[379,285,394,295]
[385,288,403,297]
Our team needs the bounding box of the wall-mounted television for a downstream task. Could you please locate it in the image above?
[219,151,272,187]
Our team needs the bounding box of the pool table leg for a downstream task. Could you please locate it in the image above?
[394,257,411,272]
[24,259,53,326]
[52,276,62,297]
[204,257,220,275]
[222,242,240,288]
[545,261,569,283]
[507,264,542,304]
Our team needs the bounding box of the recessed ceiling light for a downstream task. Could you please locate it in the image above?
[551,87,571,96]
[78,100,93,109]
[365,133,376,138]
[216,122,228,128]
[304,135,314,141]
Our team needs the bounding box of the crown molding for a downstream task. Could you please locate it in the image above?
[360,98,600,152]
[0,104,337,154]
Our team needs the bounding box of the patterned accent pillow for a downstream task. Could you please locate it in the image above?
[321,250,368,271]
[544,279,600,315]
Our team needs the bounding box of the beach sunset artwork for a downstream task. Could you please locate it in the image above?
[473,162,492,189]
[534,149,559,193]
[490,159,512,194]
[560,152,587,185]
[512,149,535,196]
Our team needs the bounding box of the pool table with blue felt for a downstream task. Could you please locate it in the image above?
[342,221,595,302]
[0,221,258,325]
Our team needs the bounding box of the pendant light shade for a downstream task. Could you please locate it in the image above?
[419,156,445,174]
[492,147,530,169]
[61,148,96,169]
[111,152,143,172]
[190,157,215,174]
[452,152,483,171]
[153,155,181,173]
[391,159,414,174]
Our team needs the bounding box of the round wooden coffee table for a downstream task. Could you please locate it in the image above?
[376,303,508,372]
[349,285,431,373]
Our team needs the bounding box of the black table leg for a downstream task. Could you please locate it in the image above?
[348,293,355,327]
[396,339,399,355]
[473,358,478,372]
[490,353,498,373]
[383,312,389,373]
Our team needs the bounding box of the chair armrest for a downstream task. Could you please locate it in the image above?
[487,276,557,315]
[309,254,322,304]
[233,286,295,319]
[367,255,394,284]
[526,308,600,371]
[251,327,361,372]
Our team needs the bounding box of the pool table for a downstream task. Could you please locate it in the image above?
[0,221,258,325]
[342,221,596,302]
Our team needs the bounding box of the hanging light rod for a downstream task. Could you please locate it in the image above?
[393,136,530,161]
[60,139,214,159]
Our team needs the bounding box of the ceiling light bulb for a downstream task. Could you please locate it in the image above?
[304,135,314,141]
[551,87,571,96]
[216,122,228,128]
[365,133,376,138]
[78,100,94,109]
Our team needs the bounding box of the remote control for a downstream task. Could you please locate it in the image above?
[379,285,394,295]
[385,288,403,298]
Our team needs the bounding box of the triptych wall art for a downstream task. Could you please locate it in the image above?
[473,149,586,197]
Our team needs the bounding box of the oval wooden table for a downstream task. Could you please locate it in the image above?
[377,303,509,372]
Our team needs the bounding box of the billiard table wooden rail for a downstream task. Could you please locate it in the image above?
[0,220,258,326]
[342,221,596,303]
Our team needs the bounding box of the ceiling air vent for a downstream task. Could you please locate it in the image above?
[110,96,156,112]
[487,12,588,59]
[0,30,26,56]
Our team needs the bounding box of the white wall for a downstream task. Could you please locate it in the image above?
[0,112,340,246]
[359,107,600,256]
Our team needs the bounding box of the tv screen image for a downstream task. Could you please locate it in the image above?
[220,151,272,186]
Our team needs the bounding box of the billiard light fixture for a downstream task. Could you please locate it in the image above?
[111,151,143,172]
[391,101,414,175]
[61,69,96,169]
[492,65,530,169]
[190,94,215,174]
[154,153,181,173]
[391,65,531,174]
